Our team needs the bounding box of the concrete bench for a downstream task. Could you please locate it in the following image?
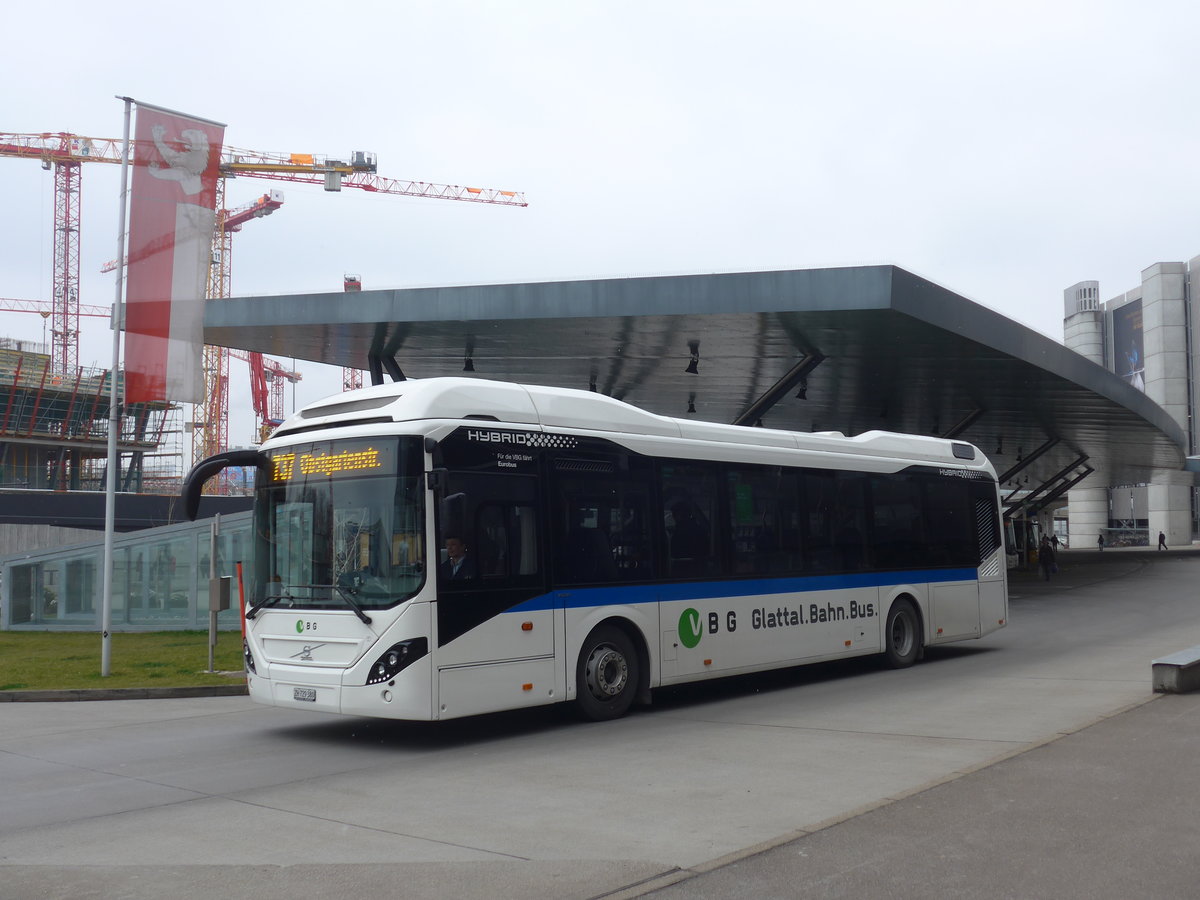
[1152,646,1200,693]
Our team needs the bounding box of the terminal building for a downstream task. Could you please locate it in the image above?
[1064,258,1200,547]
[2,263,1195,630]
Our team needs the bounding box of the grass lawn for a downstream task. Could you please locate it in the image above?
[0,631,246,692]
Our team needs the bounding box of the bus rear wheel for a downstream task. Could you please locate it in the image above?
[576,625,639,721]
[884,598,921,668]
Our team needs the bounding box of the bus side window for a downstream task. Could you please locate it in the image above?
[475,502,539,578]
[726,465,796,576]
[660,461,720,579]
[557,505,619,583]
[552,455,655,585]
[868,474,924,570]
[804,470,867,574]
[922,477,975,567]
[438,474,540,589]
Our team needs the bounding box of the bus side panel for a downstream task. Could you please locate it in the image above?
[660,586,882,684]
[435,606,555,665]
[928,581,982,643]
[437,656,558,720]
[979,578,1008,637]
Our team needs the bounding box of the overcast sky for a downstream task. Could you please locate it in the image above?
[5,1,1200,448]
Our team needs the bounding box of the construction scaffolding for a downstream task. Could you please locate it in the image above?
[0,341,178,493]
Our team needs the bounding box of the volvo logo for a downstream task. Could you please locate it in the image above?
[291,643,327,661]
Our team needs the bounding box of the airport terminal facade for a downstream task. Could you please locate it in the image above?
[1065,258,1200,547]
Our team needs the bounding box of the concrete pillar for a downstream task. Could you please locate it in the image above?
[1141,263,1189,430]
[1063,280,1104,364]
[1149,471,1192,547]
[1142,264,1193,544]
[1064,283,1108,550]
[1067,478,1109,550]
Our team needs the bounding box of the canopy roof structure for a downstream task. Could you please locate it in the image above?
[204,265,1189,514]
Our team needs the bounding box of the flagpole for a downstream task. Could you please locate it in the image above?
[101,97,133,677]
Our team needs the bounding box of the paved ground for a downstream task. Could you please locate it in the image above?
[636,691,1200,900]
[2,548,1198,899]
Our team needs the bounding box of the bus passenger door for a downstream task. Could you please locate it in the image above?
[433,471,557,717]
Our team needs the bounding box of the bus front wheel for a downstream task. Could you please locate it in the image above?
[576,625,639,721]
[883,598,921,668]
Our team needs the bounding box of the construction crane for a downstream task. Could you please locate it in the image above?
[1,130,525,486]
[0,131,525,379]
[100,190,284,274]
[0,134,127,375]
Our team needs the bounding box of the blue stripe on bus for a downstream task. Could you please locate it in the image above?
[508,568,980,613]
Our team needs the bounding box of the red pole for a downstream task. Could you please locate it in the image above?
[236,560,247,639]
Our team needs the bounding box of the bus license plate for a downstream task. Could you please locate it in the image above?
[293,687,317,702]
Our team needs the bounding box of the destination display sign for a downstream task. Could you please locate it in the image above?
[268,440,396,482]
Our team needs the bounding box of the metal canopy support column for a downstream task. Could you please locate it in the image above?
[367,351,405,385]
[732,352,826,427]
[367,324,408,385]
[1020,454,1094,519]
[942,407,986,439]
[999,436,1060,485]
[1004,452,1091,517]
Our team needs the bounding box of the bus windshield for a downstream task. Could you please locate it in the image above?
[253,436,426,611]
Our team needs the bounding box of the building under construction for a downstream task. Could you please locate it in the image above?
[0,338,174,493]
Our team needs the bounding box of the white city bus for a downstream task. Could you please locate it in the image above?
[184,377,1007,722]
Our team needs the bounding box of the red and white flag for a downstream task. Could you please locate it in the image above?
[124,103,225,404]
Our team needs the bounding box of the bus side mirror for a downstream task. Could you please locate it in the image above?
[182,449,268,520]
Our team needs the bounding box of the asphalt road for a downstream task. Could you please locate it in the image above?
[2,551,1197,899]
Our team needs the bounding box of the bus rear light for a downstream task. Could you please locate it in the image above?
[937,627,944,635]
[365,637,429,685]
[521,622,533,631]
[703,659,712,666]
[844,640,852,647]
[999,619,1006,625]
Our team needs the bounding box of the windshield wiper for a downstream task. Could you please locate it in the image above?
[246,588,295,620]
[293,583,373,625]
[332,583,374,625]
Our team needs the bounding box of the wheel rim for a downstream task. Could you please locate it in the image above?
[890,611,914,657]
[584,643,628,701]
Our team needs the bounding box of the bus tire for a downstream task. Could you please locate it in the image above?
[883,598,921,668]
[576,624,639,721]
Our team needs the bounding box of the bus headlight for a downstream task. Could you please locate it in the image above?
[365,638,428,685]
[243,639,257,675]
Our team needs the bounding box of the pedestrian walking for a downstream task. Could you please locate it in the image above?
[1097,533,1105,552]
[1158,531,1167,551]
[1039,536,1057,581]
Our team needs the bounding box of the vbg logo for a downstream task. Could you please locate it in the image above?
[678,608,703,648]
[678,606,738,648]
